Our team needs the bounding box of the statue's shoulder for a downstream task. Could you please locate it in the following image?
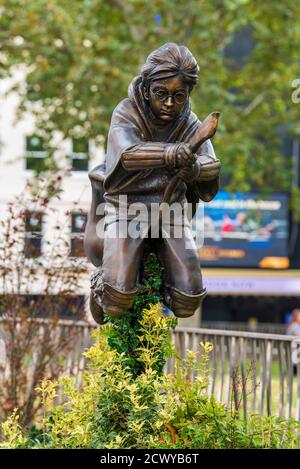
[110,98,141,132]
[112,98,135,119]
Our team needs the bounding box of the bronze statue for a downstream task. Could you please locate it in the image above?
[84,43,221,324]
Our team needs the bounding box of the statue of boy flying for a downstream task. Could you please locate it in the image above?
[84,43,220,324]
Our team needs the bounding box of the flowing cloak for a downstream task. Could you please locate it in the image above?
[91,75,219,214]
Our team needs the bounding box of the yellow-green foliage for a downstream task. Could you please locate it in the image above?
[0,303,178,449]
[1,409,27,449]
[2,303,300,449]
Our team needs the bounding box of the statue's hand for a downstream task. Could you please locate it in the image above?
[177,157,221,183]
[176,143,196,168]
[164,143,196,169]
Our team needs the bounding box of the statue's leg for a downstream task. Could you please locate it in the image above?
[99,220,147,318]
[157,223,206,318]
[166,286,207,318]
[101,282,138,317]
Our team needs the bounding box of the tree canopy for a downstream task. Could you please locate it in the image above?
[0,0,300,213]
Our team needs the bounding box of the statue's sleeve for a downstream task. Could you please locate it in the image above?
[121,143,167,170]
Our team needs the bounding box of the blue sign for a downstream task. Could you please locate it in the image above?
[192,192,289,268]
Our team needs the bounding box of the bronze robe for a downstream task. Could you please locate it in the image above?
[85,75,220,322]
[85,76,220,269]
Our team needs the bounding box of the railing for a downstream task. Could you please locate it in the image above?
[201,321,287,335]
[0,318,95,415]
[1,319,300,421]
[167,328,300,420]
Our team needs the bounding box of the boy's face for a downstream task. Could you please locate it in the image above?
[146,75,189,124]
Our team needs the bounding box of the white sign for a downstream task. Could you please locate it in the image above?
[203,275,300,296]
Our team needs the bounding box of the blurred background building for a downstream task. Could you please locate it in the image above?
[0,72,105,321]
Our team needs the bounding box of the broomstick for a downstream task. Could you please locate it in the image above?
[161,111,220,206]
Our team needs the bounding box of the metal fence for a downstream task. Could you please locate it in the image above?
[201,321,287,334]
[167,327,300,420]
[1,319,300,421]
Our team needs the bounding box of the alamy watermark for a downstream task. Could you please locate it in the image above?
[94,195,205,249]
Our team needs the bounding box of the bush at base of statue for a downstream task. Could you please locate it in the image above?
[1,301,300,449]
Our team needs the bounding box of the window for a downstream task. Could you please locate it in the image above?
[70,212,87,257]
[71,138,89,171]
[24,211,43,258]
[25,135,47,171]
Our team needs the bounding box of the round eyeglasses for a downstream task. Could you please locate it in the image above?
[150,88,188,105]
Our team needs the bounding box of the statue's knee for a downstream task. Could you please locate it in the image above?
[101,283,137,318]
[168,286,207,318]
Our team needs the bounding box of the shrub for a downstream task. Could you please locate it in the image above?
[1,302,300,449]
[0,177,88,426]
[1,252,300,449]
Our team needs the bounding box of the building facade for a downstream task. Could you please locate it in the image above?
[0,72,104,322]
